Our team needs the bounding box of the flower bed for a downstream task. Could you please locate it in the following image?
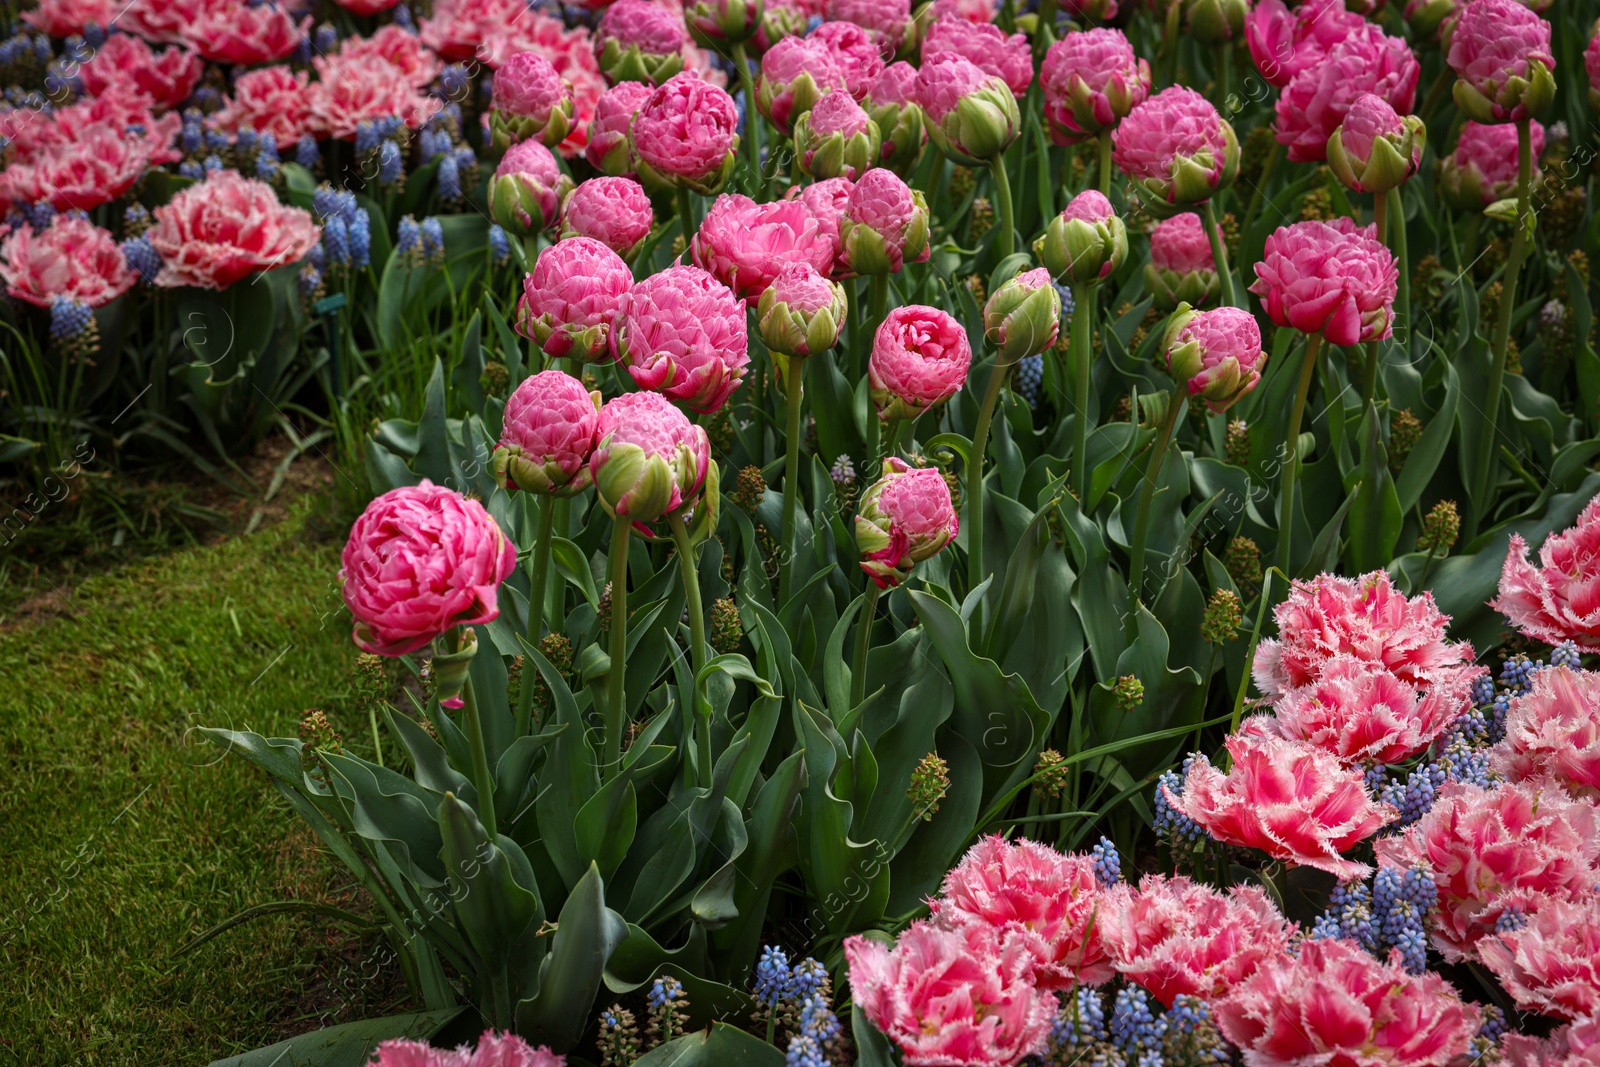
[5,0,1600,1063]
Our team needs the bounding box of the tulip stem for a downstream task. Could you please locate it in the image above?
[456,638,498,841]
[850,582,882,711]
[1361,191,1388,404]
[1096,128,1112,197]
[1277,332,1323,575]
[517,496,557,737]
[603,515,632,782]
[1241,140,1279,239]
[967,351,1009,596]
[988,154,1016,263]
[1469,118,1531,539]
[668,510,712,789]
[1390,185,1410,370]
[1202,200,1238,309]
[676,187,697,246]
[731,43,762,192]
[1072,283,1094,506]
[1126,387,1185,620]
[780,355,806,606]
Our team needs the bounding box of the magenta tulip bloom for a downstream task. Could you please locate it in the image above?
[490,140,573,238]
[340,481,518,657]
[757,36,848,136]
[632,72,740,194]
[1145,213,1219,310]
[691,193,833,306]
[786,175,855,277]
[869,304,972,420]
[1249,217,1398,347]
[1162,305,1267,414]
[591,390,712,525]
[1439,120,1546,209]
[1113,86,1239,209]
[1040,28,1151,147]
[560,176,654,260]
[811,20,885,100]
[493,369,601,495]
[517,236,634,362]
[584,80,654,176]
[613,264,749,413]
[1274,23,1419,164]
[489,50,575,150]
[921,16,1033,99]
[1245,0,1365,89]
[853,457,962,588]
[840,168,931,276]
[1447,0,1556,123]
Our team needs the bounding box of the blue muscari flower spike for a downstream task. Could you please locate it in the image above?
[295,134,320,168]
[203,153,224,173]
[1015,354,1042,410]
[798,991,840,1046]
[256,132,280,179]
[1495,906,1527,934]
[313,22,337,54]
[441,63,468,100]
[752,944,791,1006]
[1092,837,1122,887]
[1111,986,1166,1057]
[646,975,684,1010]
[122,237,161,283]
[1500,653,1538,694]
[62,35,92,64]
[1551,641,1582,670]
[23,201,56,230]
[237,129,259,151]
[397,215,421,256]
[1055,281,1077,320]
[437,152,461,200]
[489,223,510,266]
[322,215,350,266]
[394,3,416,30]
[307,241,327,272]
[786,1035,827,1067]
[192,86,221,111]
[1471,673,1496,707]
[204,129,228,152]
[355,120,379,156]
[33,34,52,63]
[49,297,93,342]
[377,140,402,184]
[349,209,371,269]
[421,217,445,261]
[787,957,827,1001]
[298,263,322,298]
[83,22,106,48]
[1153,755,1205,842]
[179,160,205,180]
[1053,987,1108,1048]
[180,116,203,154]
[312,185,339,221]
[292,34,312,64]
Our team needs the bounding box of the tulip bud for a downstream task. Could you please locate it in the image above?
[590,391,711,525]
[492,370,603,495]
[1327,96,1425,196]
[685,0,763,47]
[917,55,1021,166]
[1161,303,1267,413]
[865,62,926,175]
[1183,0,1248,44]
[841,169,931,276]
[488,52,576,152]
[595,0,687,87]
[1144,212,1219,311]
[854,457,960,588]
[1446,0,1557,123]
[1114,87,1240,217]
[1037,189,1128,286]
[984,267,1061,366]
[489,142,574,238]
[1404,0,1455,40]
[794,92,882,181]
[758,262,848,358]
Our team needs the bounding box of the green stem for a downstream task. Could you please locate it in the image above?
[516,497,557,737]
[460,666,497,840]
[1361,191,1388,404]
[850,583,882,710]
[675,187,697,246]
[1202,200,1238,309]
[602,515,632,781]
[868,273,889,343]
[1390,185,1410,368]
[1126,389,1185,613]
[1071,283,1094,505]
[1277,333,1324,574]
[988,154,1015,263]
[1418,65,1453,127]
[1241,140,1280,239]
[1217,40,1232,109]
[779,355,806,606]
[731,43,762,191]
[668,511,711,789]
[966,352,1009,595]
[1096,128,1112,196]
[1468,118,1531,539]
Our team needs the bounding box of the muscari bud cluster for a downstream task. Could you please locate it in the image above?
[907,751,951,821]
[1201,588,1242,646]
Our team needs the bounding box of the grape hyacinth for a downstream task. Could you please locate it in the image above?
[489,224,511,267]
[1092,837,1122,887]
[1311,879,1377,952]
[1551,640,1582,669]
[753,944,791,1008]
[295,135,319,169]
[1015,354,1044,409]
[420,218,445,265]
[49,297,96,357]
[377,140,403,185]
[122,237,161,285]
[255,132,280,180]
[348,210,370,270]
[1111,986,1166,1059]
[1153,756,1205,843]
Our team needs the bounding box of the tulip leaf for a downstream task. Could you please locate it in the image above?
[436,793,542,974]
[632,1024,785,1067]
[1344,401,1403,574]
[205,1010,465,1067]
[1394,358,1460,514]
[516,862,629,1052]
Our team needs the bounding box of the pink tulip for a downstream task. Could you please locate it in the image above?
[1440,119,1546,208]
[845,921,1057,1066]
[494,370,602,495]
[340,482,519,657]
[490,139,574,236]
[929,0,997,20]
[869,304,972,421]
[1040,28,1151,147]
[1491,494,1600,648]
[187,0,307,65]
[1253,571,1475,698]
[210,67,314,147]
[594,0,686,84]
[1447,0,1556,123]
[1149,212,1216,274]
[1167,731,1397,879]
[517,237,634,362]
[1264,655,1475,766]
[560,177,654,259]
[78,34,202,112]
[632,72,740,192]
[1274,23,1419,164]
[1098,874,1297,1007]
[785,175,855,277]
[1113,86,1238,207]
[345,25,445,88]
[490,51,575,148]
[0,217,137,310]
[0,121,173,213]
[590,390,712,524]
[757,262,848,358]
[1215,938,1481,1067]
[1478,894,1600,1021]
[1492,666,1600,799]
[854,457,961,588]
[146,170,321,290]
[1246,0,1366,89]
[841,167,931,276]
[916,52,1020,164]
[585,80,655,175]
[1589,26,1600,110]
[757,37,848,135]
[825,0,912,53]
[690,194,833,306]
[811,20,885,100]
[930,835,1115,989]
[612,264,748,413]
[1375,778,1600,961]
[335,0,401,16]
[1249,217,1398,346]
[20,0,111,36]
[372,1029,565,1067]
[922,16,1033,98]
[306,54,443,141]
[795,90,880,180]
[1501,1015,1600,1067]
[1161,305,1267,414]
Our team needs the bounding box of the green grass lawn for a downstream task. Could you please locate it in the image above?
[0,499,412,1065]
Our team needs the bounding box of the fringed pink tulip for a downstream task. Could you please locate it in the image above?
[1478,894,1600,1021]
[21,0,111,36]
[146,170,320,290]
[1274,24,1420,164]
[869,304,972,420]
[1492,495,1600,648]
[922,17,1033,99]
[930,835,1115,989]
[691,194,833,305]
[1502,1015,1600,1067]
[612,264,748,413]
[305,54,443,141]
[78,34,202,112]
[211,67,313,147]
[1253,572,1475,698]
[1447,0,1556,124]
[1375,778,1600,962]
[1098,874,1297,1007]
[188,0,306,65]
[372,1029,565,1067]
[517,237,634,362]
[1167,731,1397,879]
[338,26,443,89]
[493,370,601,495]
[590,391,711,524]
[1040,28,1151,147]
[1215,938,1481,1067]
[1249,217,1398,347]
[560,177,654,260]
[1264,655,1476,766]
[1492,665,1600,799]
[844,921,1057,1066]
[853,457,960,588]
[0,217,137,309]
[340,482,518,657]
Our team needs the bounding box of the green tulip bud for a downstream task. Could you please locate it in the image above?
[1036,189,1128,286]
[758,264,848,359]
[922,58,1021,166]
[1326,102,1425,196]
[1183,0,1248,43]
[793,94,882,181]
[984,267,1062,366]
